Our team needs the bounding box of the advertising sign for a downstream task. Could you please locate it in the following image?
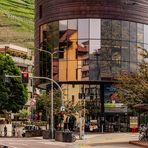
[130,116,138,129]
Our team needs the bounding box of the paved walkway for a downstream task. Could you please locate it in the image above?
[1,132,148,148]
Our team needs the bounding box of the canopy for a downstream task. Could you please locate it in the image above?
[134,104,148,111]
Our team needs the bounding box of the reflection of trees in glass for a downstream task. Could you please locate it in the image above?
[112,20,121,40]
[111,48,121,74]
[122,21,130,41]
[101,19,111,39]
[130,42,137,72]
[130,22,137,42]
[121,41,130,71]
[137,23,144,43]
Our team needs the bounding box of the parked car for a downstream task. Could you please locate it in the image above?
[22,125,41,137]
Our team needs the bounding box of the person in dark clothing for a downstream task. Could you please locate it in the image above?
[4,126,7,137]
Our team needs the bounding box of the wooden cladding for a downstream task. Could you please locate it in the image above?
[35,0,148,26]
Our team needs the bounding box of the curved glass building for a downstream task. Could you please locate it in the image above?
[35,0,148,132]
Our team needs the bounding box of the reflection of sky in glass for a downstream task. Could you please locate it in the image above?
[90,19,101,39]
[68,19,77,30]
[144,25,148,50]
[59,20,67,30]
[89,40,101,54]
[78,19,89,39]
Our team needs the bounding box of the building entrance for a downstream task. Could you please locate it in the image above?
[104,113,128,132]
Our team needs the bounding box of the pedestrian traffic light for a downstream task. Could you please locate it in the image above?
[22,73,29,83]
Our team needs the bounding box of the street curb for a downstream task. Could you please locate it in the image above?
[129,141,148,148]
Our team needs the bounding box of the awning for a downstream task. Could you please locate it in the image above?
[134,104,148,111]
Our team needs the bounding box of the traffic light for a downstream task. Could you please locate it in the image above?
[60,111,64,121]
[22,73,29,83]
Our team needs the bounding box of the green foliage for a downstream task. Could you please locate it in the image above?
[19,109,30,119]
[0,0,34,48]
[36,89,62,121]
[64,99,82,117]
[0,54,28,113]
[116,52,148,108]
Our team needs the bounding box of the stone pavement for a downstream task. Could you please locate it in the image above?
[76,132,138,144]
[1,132,147,148]
[34,132,140,147]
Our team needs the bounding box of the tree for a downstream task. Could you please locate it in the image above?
[36,89,62,121]
[19,109,30,120]
[116,51,148,108]
[0,54,28,113]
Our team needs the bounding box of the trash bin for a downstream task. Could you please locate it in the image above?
[43,130,50,139]
[55,131,64,142]
[63,131,74,142]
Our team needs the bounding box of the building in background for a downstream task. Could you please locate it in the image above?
[35,0,148,132]
[0,44,34,112]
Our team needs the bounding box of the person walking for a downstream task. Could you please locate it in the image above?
[4,126,7,137]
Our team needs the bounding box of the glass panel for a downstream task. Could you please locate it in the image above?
[89,40,101,54]
[89,40,101,80]
[130,42,137,72]
[101,40,111,48]
[59,20,68,59]
[111,47,121,74]
[78,19,89,39]
[101,19,112,39]
[122,21,130,41]
[100,61,112,78]
[59,60,67,81]
[112,40,121,49]
[77,40,89,60]
[137,23,144,43]
[130,22,137,42]
[59,20,67,31]
[112,20,121,40]
[67,39,77,60]
[137,43,144,63]
[67,19,78,40]
[68,19,77,30]
[59,20,68,41]
[144,25,148,44]
[144,44,148,52]
[90,19,101,39]
[121,41,130,71]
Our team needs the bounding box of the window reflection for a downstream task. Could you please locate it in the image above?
[130,22,137,42]
[101,19,112,39]
[121,41,130,71]
[144,25,148,44]
[122,21,130,41]
[137,23,144,43]
[90,19,101,39]
[112,20,121,40]
[39,18,147,81]
[130,42,137,72]
[78,19,89,39]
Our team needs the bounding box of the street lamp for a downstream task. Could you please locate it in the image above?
[38,48,64,139]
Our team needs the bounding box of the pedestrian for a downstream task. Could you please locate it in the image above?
[4,126,7,137]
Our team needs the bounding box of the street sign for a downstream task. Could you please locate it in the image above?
[60,106,65,111]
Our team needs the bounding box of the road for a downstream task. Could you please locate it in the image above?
[0,133,141,148]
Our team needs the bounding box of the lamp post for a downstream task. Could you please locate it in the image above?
[38,48,64,139]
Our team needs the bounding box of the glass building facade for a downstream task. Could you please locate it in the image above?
[38,18,148,132]
[40,19,148,81]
